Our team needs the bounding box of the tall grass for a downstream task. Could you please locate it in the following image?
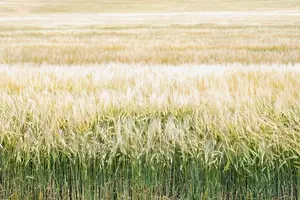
[1,64,300,199]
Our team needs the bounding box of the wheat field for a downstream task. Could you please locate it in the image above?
[1,0,300,199]
[1,11,300,65]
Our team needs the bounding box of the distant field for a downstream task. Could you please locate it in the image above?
[0,12,299,65]
[1,1,299,65]
[1,0,300,14]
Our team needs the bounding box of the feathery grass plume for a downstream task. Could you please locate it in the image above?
[1,64,300,198]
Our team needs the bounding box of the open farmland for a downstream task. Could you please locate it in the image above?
[1,0,300,199]
[1,12,300,65]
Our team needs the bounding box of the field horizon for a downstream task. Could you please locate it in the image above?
[1,0,300,15]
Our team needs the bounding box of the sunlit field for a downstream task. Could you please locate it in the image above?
[1,11,300,65]
[1,0,300,199]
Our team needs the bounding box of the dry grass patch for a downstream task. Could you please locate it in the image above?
[1,24,300,65]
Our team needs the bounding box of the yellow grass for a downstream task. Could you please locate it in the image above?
[1,64,300,198]
[1,64,300,156]
[1,64,299,109]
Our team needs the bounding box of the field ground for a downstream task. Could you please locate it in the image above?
[1,0,300,199]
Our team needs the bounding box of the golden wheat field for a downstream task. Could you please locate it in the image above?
[1,10,300,65]
[1,0,300,199]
